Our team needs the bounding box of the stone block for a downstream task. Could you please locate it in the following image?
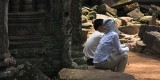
[138,25,160,40]
[16,62,50,80]
[143,31,160,54]
[119,24,141,35]
[127,8,144,18]
[97,4,117,16]
[59,68,136,80]
[135,40,146,53]
[123,2,139,12]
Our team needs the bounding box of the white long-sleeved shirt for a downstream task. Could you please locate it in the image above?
[93,31,129,63]
[83,31,104,60]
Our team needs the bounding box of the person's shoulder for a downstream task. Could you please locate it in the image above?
[95,31,104,36]
[110,31,118,36]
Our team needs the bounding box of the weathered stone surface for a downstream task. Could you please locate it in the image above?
[135,40,146,53]
[97,4,117,16]
[123,2,139,12]
[82,8,89,16]
[82,15,88,23]
[16,62,50,80]
[127,8,144,18]
[138,25,160,40]
[138,16,152,24]
[7,0,85,78]
[149,14,157,25]
[82,23,93,29]
[103,0,133,7]
[143,31,160,54]
[119,24,141,35]
[0,0,17,79]
[149,5,160,15]
[59,68,136,80]
[119,17,133,26]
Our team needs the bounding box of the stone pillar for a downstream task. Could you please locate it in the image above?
[0,0,16,79]
[62,0,85,68]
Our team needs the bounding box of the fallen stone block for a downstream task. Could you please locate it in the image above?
[119,24,141,35]
[123,2,139,12]
[127,8,144,18]
[143,31,160,54]
[16,62,50,80]
[103,0,133,7]
[59,68,136,80]
[97,4,117,16]
[138,25,160,40]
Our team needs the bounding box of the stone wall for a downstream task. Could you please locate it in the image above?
[7,0,84,78]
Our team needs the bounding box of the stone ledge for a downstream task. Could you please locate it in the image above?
[59,68,136,80]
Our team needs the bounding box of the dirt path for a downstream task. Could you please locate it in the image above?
[125,51,160,80]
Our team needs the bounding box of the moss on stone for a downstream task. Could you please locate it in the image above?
[87,11,97,20]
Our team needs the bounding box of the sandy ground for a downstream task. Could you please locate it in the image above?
[125,51,160,80]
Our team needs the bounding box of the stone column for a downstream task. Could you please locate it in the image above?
[62,0,85,68]
[0,0,16,79]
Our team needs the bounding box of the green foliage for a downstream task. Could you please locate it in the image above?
[132,18,149,24]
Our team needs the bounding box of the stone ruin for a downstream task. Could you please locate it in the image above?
[0,0,85,79]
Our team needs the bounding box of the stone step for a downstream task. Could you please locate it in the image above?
[8,27,41,36]
[9,35,41,41]
[9,41,44,49]
[10,48,44,58]
[8,12,46,18]
[8,18,43,23]
[59,68,136,80]
[8,23,39,27]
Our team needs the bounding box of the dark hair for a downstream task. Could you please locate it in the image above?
[94,19,103,30]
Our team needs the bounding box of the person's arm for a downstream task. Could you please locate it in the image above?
[112,34,129,54]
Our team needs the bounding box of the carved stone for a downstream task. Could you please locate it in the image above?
[0,0,17,79]
[2,0,85,79]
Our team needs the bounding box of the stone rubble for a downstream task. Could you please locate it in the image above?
[81,0,160,55]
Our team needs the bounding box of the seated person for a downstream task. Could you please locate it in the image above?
[93,18,129,72]
[83,19,105,65]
